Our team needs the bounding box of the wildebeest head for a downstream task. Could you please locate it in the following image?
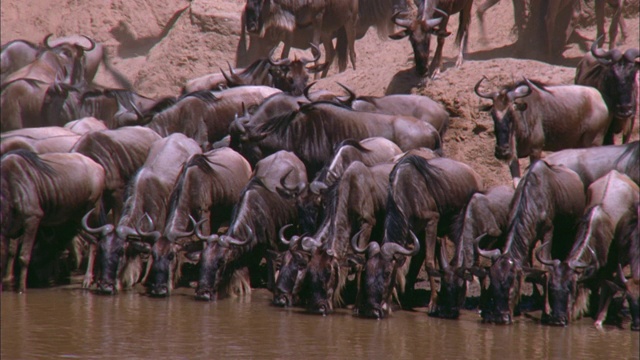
[352,232,420,319]
[133,214,197,297]
[81,209,138,295]
[474,76,532,161]
[537,242,596,327]
[389,10,448,76]
[477,247,521,325]
[244,0,265,34]
[591,42,640,120]
[426,241,472,319]
[42,33,95,85]
[272,225,314,307]
[194,219,254,301]
[267,44,325,96]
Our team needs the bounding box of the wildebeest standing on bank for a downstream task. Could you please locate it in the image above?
[575,41,639,145]
[242,0,359,77]
[389,0,473,78]
[476,161,585,324]
[427,185,515,319]
[0,126,80,155]
[353,155,483,318]
[71,126,161,222]
[1,150,105,292]
[194,150,306,301]
[233,100,442,175]
[538,170,639,326]
[545,140,639,188]
[147,86,281,149]
[81,134,202,293]
[138,148,252,297]
[594,202,639,331]
[474,77,611,186]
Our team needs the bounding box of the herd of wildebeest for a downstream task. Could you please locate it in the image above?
[0,0,638,331]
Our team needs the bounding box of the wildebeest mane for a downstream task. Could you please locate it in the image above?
[322,180,342,239]
[314,139,372,182]
[4,149,55,176]
[167,154,216,215]
[231,59,271,85]
[570,205,614,265]
[142,96,178,120]
[80,89,105,103]
[179,90,219,103]
[504,161,576,262]
[502,78,551,93]
[615,141,639,180]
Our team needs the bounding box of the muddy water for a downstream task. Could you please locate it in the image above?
[2,288,639,360]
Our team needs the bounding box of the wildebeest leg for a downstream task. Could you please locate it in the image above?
[402,244,426,309]
[608,0,623,49]
[423,217,439,313]
[280,36,292,59]
[595,282,614,329]
[322,37,336,78]
[345,14,357,72]
[622,117,634,144]
[1,237,18,289]
[455,1,473,68]
[509,158,521,188]
[311,12,325,80]
[544,0,562,60]
[17,216,42,293]
[429,34,447,79]
[513,0,527,37]
[476,0,499,44]
[82,241,97,289]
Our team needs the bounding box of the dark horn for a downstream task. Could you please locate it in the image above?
[301,236,322,252]
[380,230,420,258]
[80,35,96,51]
[591,36,613,63]
[303,81,316,101]
[220,225,253,247]
[434,8,449,19]
[43,33,54,49]
[624,48,640,62]
[81,208,114,236]
[135,213,161,241]
[392,11,412,28]
[116,225,138,240]
[535,241,560,267]
[350,228,367,253]
[474,235,501,260]
[168,215,197,241]
[336,82,356,105]
[279,224,294,245]
[301,43,321,64]
[195,218,220,243]
[474,76,497,99]
[268,46,290,66]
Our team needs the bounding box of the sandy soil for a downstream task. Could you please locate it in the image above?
[1,0,639,187]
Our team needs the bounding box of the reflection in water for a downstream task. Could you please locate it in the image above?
[2,288,639,359]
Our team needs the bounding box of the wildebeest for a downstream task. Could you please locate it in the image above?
[337,84,450,137]
[474,77,611,185]
[476,161,585,324]
[575,41,639,145]
[545,140,639,188]
[194,151,306,301]
[428,185,515,319]
[390,0,473,77]
[1,79,62,131]
[538,170,639,326]
[1,126,80,155]
[1,150,105,292]
[353,155,483,318]
[475,0,527,40]
[137,148,252,297]
[1,39,39,83]
[595,0,629,50]
[81,134,202,293]
[63,117,108,135]
[298,161,394,314]
[71,126,162,222]
[78,88,170,128]
[148,86,281,148]
[594,202,639,330]
[233,100,442,174]
[184,45,324,96]
[243,0,358,77]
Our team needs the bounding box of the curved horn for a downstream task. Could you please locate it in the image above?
[116,225,138,240]
[168,215,197,241]
[509,78,533,100]
[303,81,316,101]
[300,43,321,65]
[81,208,114,236]
[380,231,420,259]
[135,213,161,241]
[624,48,640,62]
[434,8,449,19]
[220,225,254,247]
[535,241,560,267]
[349,228,367,253]
[569,245,598,269]
[309,180,328,195]
[301,236,322,252]
[279,224,295,245]
[43,33,54,49]
[268,46,290,66]
[79,35,96,51]
[195,218,220,243]
[392,11,412,28]
[474,76,497,99]
[336,82,356,105]
[227,61,237,76]
[221,67,235,85]
[618,263,628,284]
[426,17,444,28]
[474,235,501,260]
[590,35,613,63]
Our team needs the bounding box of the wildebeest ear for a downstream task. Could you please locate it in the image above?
[513,102,528,111]
[185,251,201,263]
[129,241,151,254]
[389,29,410,40]
[478,103,493,112]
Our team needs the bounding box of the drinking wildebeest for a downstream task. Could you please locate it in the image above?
[476,161,585,324]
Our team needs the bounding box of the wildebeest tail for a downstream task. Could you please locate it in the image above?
[396,154,452,215]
